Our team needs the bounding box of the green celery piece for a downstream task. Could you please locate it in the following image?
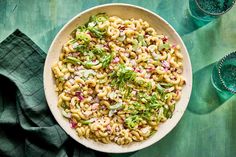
[84,61,99,68]
[84,62,93,68]
[71,26,86,38]
[81,120,92,125]
[64,56,81,64]
[159,82,173,87]
[132,39,139,51]
[159,43,170,51]
[163,106,173,118]
[137,34,147,46]
[109,102,123,110]
[58,77,65,82]
[87,13,108,24]
[157,84,165,93]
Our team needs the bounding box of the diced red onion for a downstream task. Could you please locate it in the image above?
[113,57,120,63]
[172,44,176,48]
[162,60,170,68]
[75,91,84,101]
[106,124,112,131]
[91,103,99,110]
[124,52,129,57]
[162,36,168,42]
[69,119,77,128]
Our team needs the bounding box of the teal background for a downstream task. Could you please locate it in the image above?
[1,0,236,157]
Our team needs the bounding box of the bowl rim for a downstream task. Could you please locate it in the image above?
[44,3,192,153]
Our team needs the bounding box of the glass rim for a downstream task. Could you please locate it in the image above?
[195,0,236,16]
[217,51,236,94]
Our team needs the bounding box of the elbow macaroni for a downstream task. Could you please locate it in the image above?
[51,14,185,145]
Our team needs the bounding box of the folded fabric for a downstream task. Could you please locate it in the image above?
[0,30,108,157]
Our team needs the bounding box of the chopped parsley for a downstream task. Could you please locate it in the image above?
[125,115,142,129]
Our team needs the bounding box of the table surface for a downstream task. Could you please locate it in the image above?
[0,0,199,52]
[1,0,236,157]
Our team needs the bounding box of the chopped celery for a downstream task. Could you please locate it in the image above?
[159,82,173,87]
[88,13,108,24]
[156,84,165,93]
[159,43,170,51]
[109,102,123,110]
[81,120,92,125]
[64,56,81,64]
[132,39,139,51]
[137,34,147,46]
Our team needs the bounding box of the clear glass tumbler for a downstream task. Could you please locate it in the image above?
[189,0,235,26]
[211,52,236,97]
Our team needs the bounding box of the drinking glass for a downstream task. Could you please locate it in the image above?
[211,52,236,97]
[189,0,235,26]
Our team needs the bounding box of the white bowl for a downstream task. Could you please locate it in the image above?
[44,3,192,153]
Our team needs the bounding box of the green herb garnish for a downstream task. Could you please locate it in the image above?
[111,64,137,88]
[87,27,105,39]
[87,13,108,24]
[101,55,113,68]
[125,115,142,129]
[76,33,90,44]
[91,47,106,56]
[75,45,88,53]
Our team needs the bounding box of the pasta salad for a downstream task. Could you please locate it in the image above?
[51,13,185,145]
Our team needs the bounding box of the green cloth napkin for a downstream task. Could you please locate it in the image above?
[0,30,108,157]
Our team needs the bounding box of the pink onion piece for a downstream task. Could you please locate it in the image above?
[172,44,176,49]
[75,91,84,101]
[69,119,77,128]
[113,57,120,63]
[162,60,170,68]
[91,103,99,110]
[106,124,112,131]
